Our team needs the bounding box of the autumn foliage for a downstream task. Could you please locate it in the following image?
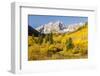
[28,24,88,60]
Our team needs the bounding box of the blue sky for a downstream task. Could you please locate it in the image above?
[28,15,88,28]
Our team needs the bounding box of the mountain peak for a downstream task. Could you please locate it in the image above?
[36,21,85,34]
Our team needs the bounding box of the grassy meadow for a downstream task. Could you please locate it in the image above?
[28,24,88,61]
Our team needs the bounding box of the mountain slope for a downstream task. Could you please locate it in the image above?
[28,25,40,36]
[58,25,88,45]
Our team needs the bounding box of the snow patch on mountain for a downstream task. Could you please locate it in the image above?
[36,21,85,34]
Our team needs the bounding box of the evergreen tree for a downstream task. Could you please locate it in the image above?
[66,37,74,50]
[32,34,34,40]
[38,34,43,44]
[45,34,49,43]
[49,32,53,44]
[45,32,53,44]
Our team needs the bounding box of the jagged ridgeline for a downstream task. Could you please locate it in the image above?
[28,22,88,60]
